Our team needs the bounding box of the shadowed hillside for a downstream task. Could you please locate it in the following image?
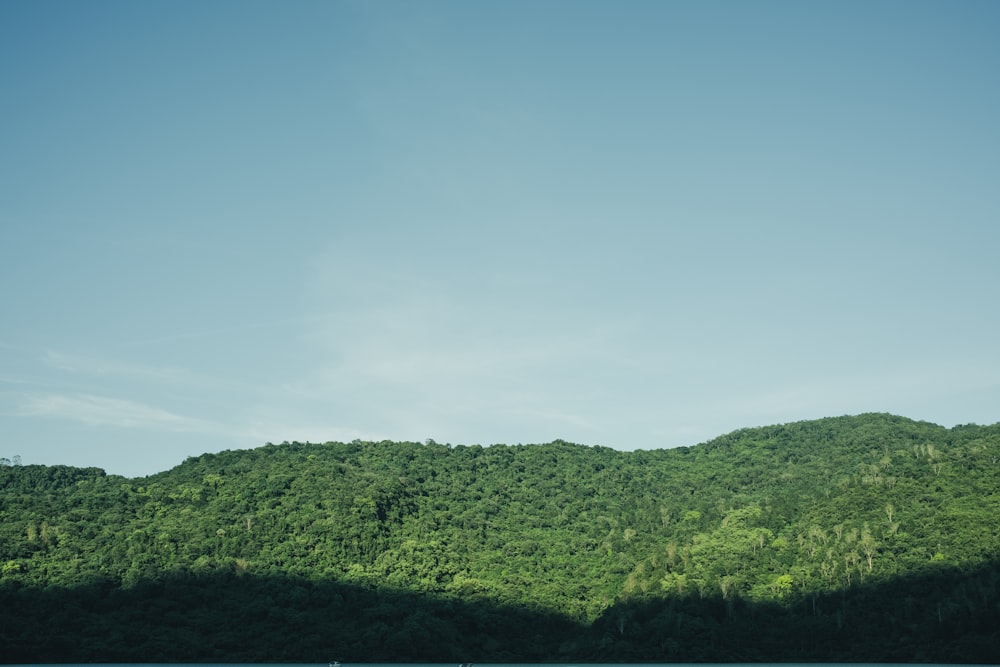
[0,571,580,662]
[2,413,999,661]
[1,559,997,662]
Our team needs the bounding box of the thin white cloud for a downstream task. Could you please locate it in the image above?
[11,392,218,433]
[306,255,637,386]
[36,347,274,401]
[42,350,194,383]
[283,244,668,446]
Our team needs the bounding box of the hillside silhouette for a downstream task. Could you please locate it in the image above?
[2,413,999,661]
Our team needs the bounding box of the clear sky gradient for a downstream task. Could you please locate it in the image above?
[3,0,999,477]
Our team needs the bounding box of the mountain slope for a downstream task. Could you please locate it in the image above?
[1,413,998,661]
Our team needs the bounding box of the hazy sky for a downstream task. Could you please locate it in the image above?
[2,0,999,477]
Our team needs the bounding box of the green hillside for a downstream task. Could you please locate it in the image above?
[2,413,999,662]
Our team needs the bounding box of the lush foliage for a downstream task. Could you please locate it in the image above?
[2,413,999,661]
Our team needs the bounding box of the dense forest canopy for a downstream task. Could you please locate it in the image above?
[2,413,999,662]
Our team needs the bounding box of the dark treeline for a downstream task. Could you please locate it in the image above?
[1,413,999,662]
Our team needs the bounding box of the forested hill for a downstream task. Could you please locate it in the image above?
[2,413,999,662]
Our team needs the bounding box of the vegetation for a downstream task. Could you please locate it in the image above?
[2,413,999,662]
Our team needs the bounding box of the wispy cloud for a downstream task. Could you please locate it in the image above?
[275,243,672,445]
[42,350,194,383]
[11,392,219,433]
[37,348,275,401]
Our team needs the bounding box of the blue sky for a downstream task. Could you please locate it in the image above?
[2,0,999,478]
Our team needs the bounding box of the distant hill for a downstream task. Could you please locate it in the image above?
[2,413,998,662]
